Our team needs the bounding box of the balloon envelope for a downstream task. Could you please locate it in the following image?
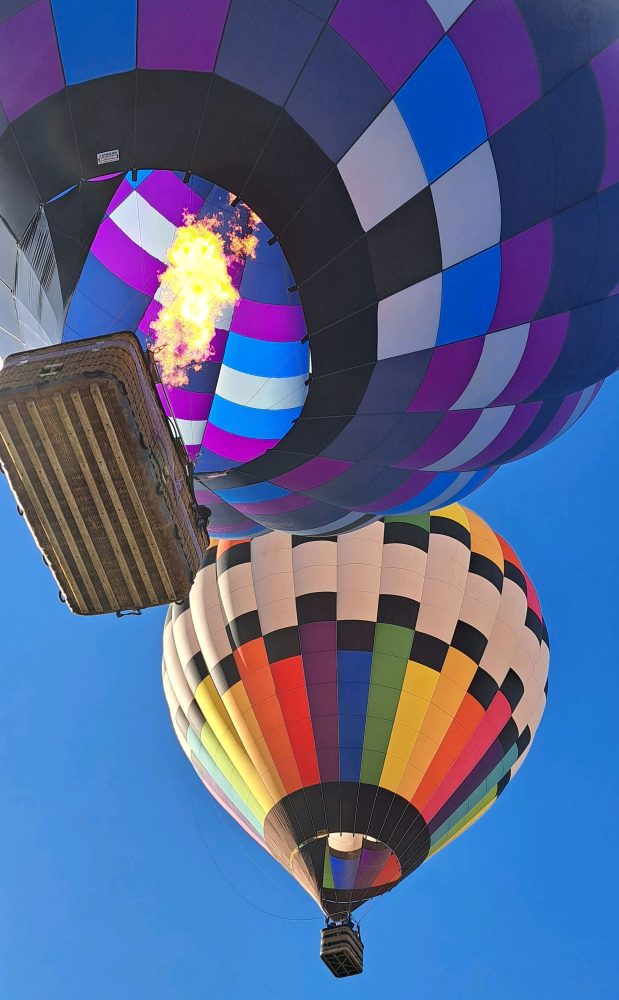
[0,2,617,536]
[162,504,548,917]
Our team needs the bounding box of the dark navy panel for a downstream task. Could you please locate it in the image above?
[491,100,556,240]
[0,129,42,238]
[300,239,377,331]
[242,111,333,233]
[321,414,403,462]
[538,196,599,317]
[582,184,619,304]
[51,0,138,86]
[367,187,442,300]
[307,306,378,374]
[544,64,605,213]
[285,26,390,162]
[301,363,374,418]
[529,303,604,400]
[278,168,364,283]
[515,0,619,92]
[0,1,35,24]
[12,92,81,203]
[135,70,209,172]
[363,411,443,466]
[215,0,324,105]
[69,73,136,179]
[357,354,433,415]
[193,76,280,200]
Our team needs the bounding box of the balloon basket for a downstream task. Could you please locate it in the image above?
[320,920,363,978]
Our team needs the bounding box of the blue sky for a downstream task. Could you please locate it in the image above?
[0,378,618,1000]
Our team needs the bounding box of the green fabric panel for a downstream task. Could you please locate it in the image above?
[384,513,431,529]
[360,629,412,783]
[323,841,335,890]
[373,623,414,658]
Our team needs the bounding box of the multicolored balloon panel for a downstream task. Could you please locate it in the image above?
[0,1,617,537]
[162,504,548,917]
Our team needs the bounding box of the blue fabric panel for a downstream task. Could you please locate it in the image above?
[491,100,556,240]
[539,197,599,318]
[395,37,487,183]
[338,650,373,686]
[544,65,605,214]
[339,746,363,784]
[223,330,307,377]
[207,394,301,439]
[64,253,149,338]
[129,169,153,189]
[330,855,357,891]
[51,0,137,85]
[436,245,501,346]
[239,258,291,305]
[213,482,291,503]
[385,472,460,514]
[194,452,239,474]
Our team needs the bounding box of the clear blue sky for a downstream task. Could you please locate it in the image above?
[0,379,618,1000]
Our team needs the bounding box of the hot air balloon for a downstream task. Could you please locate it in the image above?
[0,1,617,538]
[162,504,548,974]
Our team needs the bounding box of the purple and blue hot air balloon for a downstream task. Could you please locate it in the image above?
[0,0,616,538]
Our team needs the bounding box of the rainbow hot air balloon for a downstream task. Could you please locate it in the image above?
[162,503,548,974]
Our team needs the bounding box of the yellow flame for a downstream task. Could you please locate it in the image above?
[150,214,239,387]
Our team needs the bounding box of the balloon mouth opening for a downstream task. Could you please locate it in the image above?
[64,169,310,477]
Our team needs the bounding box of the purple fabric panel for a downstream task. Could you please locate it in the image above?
[185,443,201,460]
[459,401,541,467]
[0,1,65,120]
[138,298,162,334]
[492,313,569,405]
[87,172,123,183]
[137,0,230,72]
[196,489,263,537]
[408,338,484,411]
[273,456,352,491]
[233,492,310,517]
[450,0,540,135]
[231,299,306,342]
[513,391,582,460]
[490,221,553,332]
[360,471,437,512]
[592,40,619,190]
[156,385,213,420]
[91,219,163,296]
[228,257,244,291]
[202,422,278,462]
[429,738,504,835]
[105,178,134,216]
[398,410,481,469]
[330,0,443,94]
[137,170,204,224]
[300,622,338,781]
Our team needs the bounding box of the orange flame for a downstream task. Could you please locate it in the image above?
[150,214,239,387]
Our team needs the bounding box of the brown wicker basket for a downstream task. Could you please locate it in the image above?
[0,332,209,615]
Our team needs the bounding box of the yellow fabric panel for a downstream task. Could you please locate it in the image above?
[392,762,427,801]
[196,677,275,813]
[222,684,287,803]
[380,662,441,792]
[408,731,441,774]
[440,647,477,689]
[432,504,470,530]
[402,661,440,700]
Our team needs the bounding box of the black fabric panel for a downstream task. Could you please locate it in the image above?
[45,174,124,299]
[203,547,217,567]
[503,559,527,594]
[410,632,448,671]
[517,725,532,756]
[299,238,377,332]
[496,772,511,796]
[264,625,301,661]
[337,620,376,652]
[274,415,352,456]
[242,111,333,234]
[377,595,419,630]
[277,167,364,284]
[498,718,519,754]
[135,70,209,171]
[500,669,525,711]
[307,305,378,374]
[367,186,441,299]
[525,607,544,642]
[210,652,241,692]
[451,621,488,663]
[383,520,429,550]
[491,101,555,240]
[469,553,504,592]
[0,128,41,238]
[193,75,280,201]
[12,91,81,203]
[69,72,136,179]
[297,591,338,624]
[291,534,336,546]
[468,668,498,710]
[515,0,619,92]
[187,699,205,733]
[225,610,262,647]
[301,362,374,418]
[216,540,251,574]
[431,515,471,548]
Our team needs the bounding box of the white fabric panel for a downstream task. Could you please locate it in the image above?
[425,407,514,471]
[0,220,16,288]
[431,142,501,269]
[110,190,176,262]
[173,416,207,447]
[428,0,474,30]
[0,280,19,343]
[378,272,442,358]
[338,100,427,231]
[16,299,52,347]
[215,364,307,409]
[15,251,42,321]
[452,325,530,410]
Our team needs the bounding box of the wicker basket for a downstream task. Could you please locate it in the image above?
[0,332,209,614]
